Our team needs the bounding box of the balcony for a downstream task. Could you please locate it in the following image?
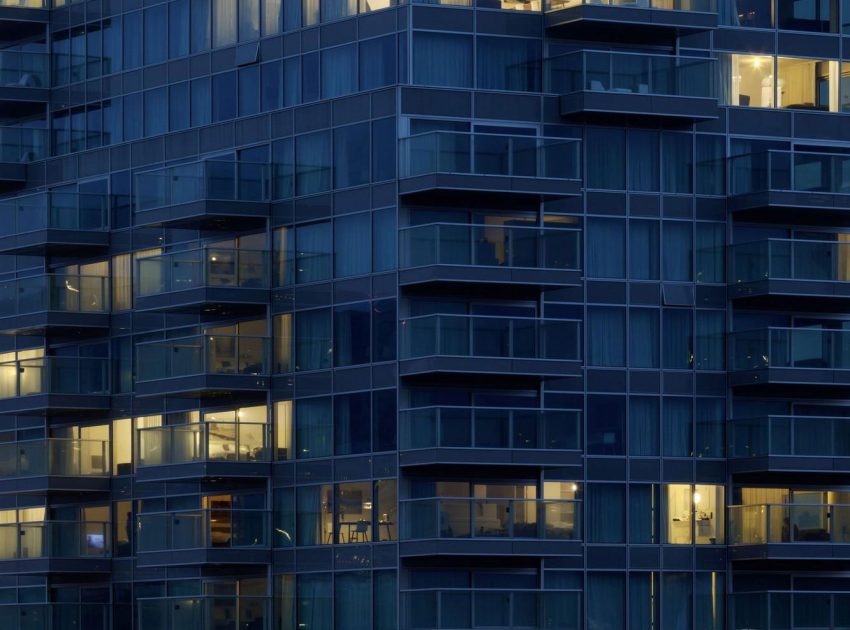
[0,192,109,254]
[0,520,110,573]
[137,596,270,630]
[0,127,46,188]
[0,438,109,494]
[0,3,48,46]
[134,160,270,229]
[729,327,850,392]
[0,603,109,630]
[399,407,582,467]
[134,335,270,397]
[0,51,47,117]
[729,591,850,630]
[135,248,270,314]
[399,497,581,556]
[544,0,717,37]
[398,223,581,289]
[0,356,110,415]
[400,589,581,630]
[0,275,109,334]
[398,132,581,201]
[547,51,718,120]
[136,509,269,566]
[729,503,850,560]
[728,150,850,218]
[135,421,271,482]
[399,315,582,379]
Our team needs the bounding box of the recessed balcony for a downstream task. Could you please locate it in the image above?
[0,127,46,189]
[135,509,270,566]
[398,132,581,201]
[0,356,110,415]
[134,335,270,397]
[135,421,271,482]
[729,239,850,309]
[728,503,850,560]
[0,2,49,45]
[398,315,582,378]
[400,589,581,630]
[0,274,109,334]
[399,406,582,467]
[399,497,581,556]
[0,520,110,574]
[0,51,48,118]
[134,160,270,229]
[729,591,850,630]
[0,192,109,254]
[548,50,718,120]
[0,438,109,494]
[136,596,271,630]
[398,223,581,289]
[544,0,718,37]
[728,327,850,392]
[135,248,270,314]
[728,150,850,219]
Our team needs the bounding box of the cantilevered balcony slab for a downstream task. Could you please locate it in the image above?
[398,223,581,290]
[398,132,581,202]
[134,335,270,397]
[399,315,582,378]
[0,356,110,415]
[134,160,270,229]
[0,438,110,495]
[0,192,109,255]
[0,274,109,334]
[549,51,718,121]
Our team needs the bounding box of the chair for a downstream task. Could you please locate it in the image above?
[350,520,370,543]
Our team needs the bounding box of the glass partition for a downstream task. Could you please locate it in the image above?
[135,248,270,297]
[0,51,47,88]
[729,150,850,195]
[729,238,850,283]
[0,275,109,317]
[135,335,270,381]
[0,127,47,163]
[544,0,716,10]
[135,161,271,212]
[399,407,581,450]
[399,315,581,361]
[730,416,850,458]
[729,503,850,544]
[0,438,109,478]
[399,132,580,181]
[546,51,717,98]
[0,604,110,630]
[729,591,850,630]
[137,422,271,467]
[0,192,109,238]
[399,224,581,271]
[136,510,268,551]
[729,327,850,371]
[0,356,109,399]
[136,597,271,630]
[0,521,110,559]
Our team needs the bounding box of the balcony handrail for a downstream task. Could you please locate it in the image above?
[547,49,716,64]
[0,191,110,235]
[729,149,850,196]
[402,129,580,143]
[402,313,580,324]
[0,274,110,315]
[402,496,580,503]
[544,0,717,12]
[136,509,269,551]
[399,221,581,233]
[135,334,271,381]
[0,437,109,477]
[0,520,111,558]
[136,421,272,467]
[0,355,110,399]
[729,502,850,508]
[728,238,850,283]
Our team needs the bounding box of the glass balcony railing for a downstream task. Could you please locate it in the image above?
[0,1,45,7]
[135,335,270,382]
[729,150,850,197]
[729,239,850,284]
[135,160,271,212]
[137,422,271,467]
[400,315,581,362]
[137,596,271,630]
[0,438,108,478]
[0,521,110,559]
[399,407,582,451]
[399,132,580,181]
[136,510,268,551]
[730,591,850,630]
[135,248,270,298]
[0,604,109,630]
[401,589,581,630]
[0,51,47,89]
[545,0,716,11]
[728,503,850,544]
[0,275,108,318]
[0,127,46,163]
[0,357,109,399]
[0,192,108,238]
[730,416,850,459]
[399,223,581,272]
[729,327,850,371]
[546,51,717,98]
[401,498,581,540]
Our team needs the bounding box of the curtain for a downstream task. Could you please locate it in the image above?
[296,131,332,196]
[213,0,238,47]
[629,573,655,629]
[373,571,397,630]
[587,484,625,543]
[239,0,260,41]
[413,32,473,88]
[629,130,659,191]
[629,220,659,280]
[587,574,625,630]
[695,222,725,282]
[297,574,332,630]
[695,398,725,458]
[695,135,726,196]
[322,0,358,21]
[333,304,370,367]
[694,573,724,630]
[360,35,395,90]
[333,124,370,189]
[629,486,657,545]
[321,44,357,99]
[190,0,210,52]
[122,11,142,70]
[295,398,331,459]
[663,398,693,457]
[663,221,693,281]
[333,392,370,455]
[296,222,332,283]
[695,311,724,370]
[477,37,541,92]
[335,572,371,630]
[295,309,331,372]
[663,309,692,369]
[662,574,692,630]
[629,397,659,456]
[586,128,626,189]
[588,307,625,367]
[587,218,625,278]
[662,132,693,193]
[629,309,659,368]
